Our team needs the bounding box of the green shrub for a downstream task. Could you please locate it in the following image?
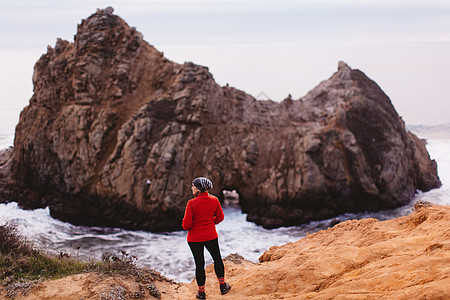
[0,222,141,281]
[0,221,169,299]
[0,222,88,281]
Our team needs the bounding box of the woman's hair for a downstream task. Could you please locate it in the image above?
[192,177,213,192]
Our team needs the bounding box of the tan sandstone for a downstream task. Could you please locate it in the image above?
[3,204,449,299]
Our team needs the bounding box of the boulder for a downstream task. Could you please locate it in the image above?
[0,8,441,231]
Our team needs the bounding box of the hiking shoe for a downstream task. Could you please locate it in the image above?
[196,291,206,299]
[220,283,231,295]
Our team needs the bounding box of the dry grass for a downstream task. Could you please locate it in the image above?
[0,221,89,281]
[0,221,170,299]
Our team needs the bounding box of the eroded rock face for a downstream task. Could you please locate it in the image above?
[0,9,441,231]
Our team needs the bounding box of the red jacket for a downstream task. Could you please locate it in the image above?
[182,192,224,242]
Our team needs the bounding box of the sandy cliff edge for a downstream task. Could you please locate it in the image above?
[2,203,449,300]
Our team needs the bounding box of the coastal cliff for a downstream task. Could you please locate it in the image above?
[0,8,441,231]
[176,204,450,299]
[2,204,449,299]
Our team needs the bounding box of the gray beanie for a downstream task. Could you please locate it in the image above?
[192,177,213,192]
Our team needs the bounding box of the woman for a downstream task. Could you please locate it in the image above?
[182,177,231,299]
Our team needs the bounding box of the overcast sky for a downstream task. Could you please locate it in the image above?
[1,0,450,125]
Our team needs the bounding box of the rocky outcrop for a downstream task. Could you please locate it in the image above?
[0,8,441,231]
[5,204,450,299]
[180,204,450,299]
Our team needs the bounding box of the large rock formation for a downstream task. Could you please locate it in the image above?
[0,9,441,231]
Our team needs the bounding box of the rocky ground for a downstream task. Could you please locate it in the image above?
[3,203,449,299]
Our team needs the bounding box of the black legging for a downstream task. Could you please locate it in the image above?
[188,238,225,286]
